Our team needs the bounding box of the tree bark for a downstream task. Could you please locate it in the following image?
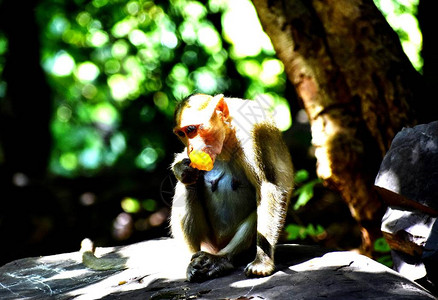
[252,0,422,255]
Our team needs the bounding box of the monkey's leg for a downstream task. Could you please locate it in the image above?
[245,182,289,277]
[187,212,256,282]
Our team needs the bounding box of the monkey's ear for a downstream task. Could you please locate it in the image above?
[213,94,229,119]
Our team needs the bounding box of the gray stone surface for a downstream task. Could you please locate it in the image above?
[376,120,438,287]
[0,238,434,299]
[375,120,438,209]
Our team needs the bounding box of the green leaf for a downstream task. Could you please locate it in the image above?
[377,255,393,268]
[374,237,391,253]
[294,169,309,183]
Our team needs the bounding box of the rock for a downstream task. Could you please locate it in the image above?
[375,120,438,209]
[375,120,438,293]
[0,238,434,299]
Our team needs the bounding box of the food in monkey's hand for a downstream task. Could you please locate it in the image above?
[189,150,214,171]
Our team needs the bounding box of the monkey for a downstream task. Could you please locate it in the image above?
[171,93,293,282]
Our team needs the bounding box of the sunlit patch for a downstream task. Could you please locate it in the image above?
[194,70,217,94]
[88,30,109,47]
[92,103,118,125]
[76,62,100,82]
[374,0,422,70]
[112,17,137,38]
[50,269,89,280]
[273,101,292,131]
[112,40,129,59]
[47,51,75,77]
[230,276,270,288]
[260,59,284,85]
[198,25,221,53]
[222,0,274,58]
[108,74,131,101]
[129,29,147,46]
[182,1,207,20]
[161,30,178,49]
[179,22,197,44]
[237,60,261,78]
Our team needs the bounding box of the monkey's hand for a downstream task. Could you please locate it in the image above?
[173,158,200,185]
[244,246,275,277]
[187,251,234,282]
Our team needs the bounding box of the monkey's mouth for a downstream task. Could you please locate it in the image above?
[189,150,215,171]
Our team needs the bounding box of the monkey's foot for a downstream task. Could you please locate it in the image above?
[244,249,275,277]
[187,251,234,282]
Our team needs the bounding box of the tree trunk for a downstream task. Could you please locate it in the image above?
[252,0,422,255]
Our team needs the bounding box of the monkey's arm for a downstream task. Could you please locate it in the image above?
[172,151,199,185]
[170,182,209,253]
[171,151,209,253]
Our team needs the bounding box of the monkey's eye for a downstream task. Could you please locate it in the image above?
[185,125,198,138]
[186,125,196,134]
[175,130,185,138]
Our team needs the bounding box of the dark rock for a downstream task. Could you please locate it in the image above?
[375,120,438,294]
[375,120,438,209]
[0,238,434,299]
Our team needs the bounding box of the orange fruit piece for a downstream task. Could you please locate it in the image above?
[189,150,214,171]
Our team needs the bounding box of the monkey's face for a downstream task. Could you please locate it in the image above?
[173,94,229,171]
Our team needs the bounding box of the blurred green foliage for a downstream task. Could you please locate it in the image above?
[293,169,322,210]
[374,0,422,70]
[285,223,325,241]
[0,0,422,179]
[32,0,290,178]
